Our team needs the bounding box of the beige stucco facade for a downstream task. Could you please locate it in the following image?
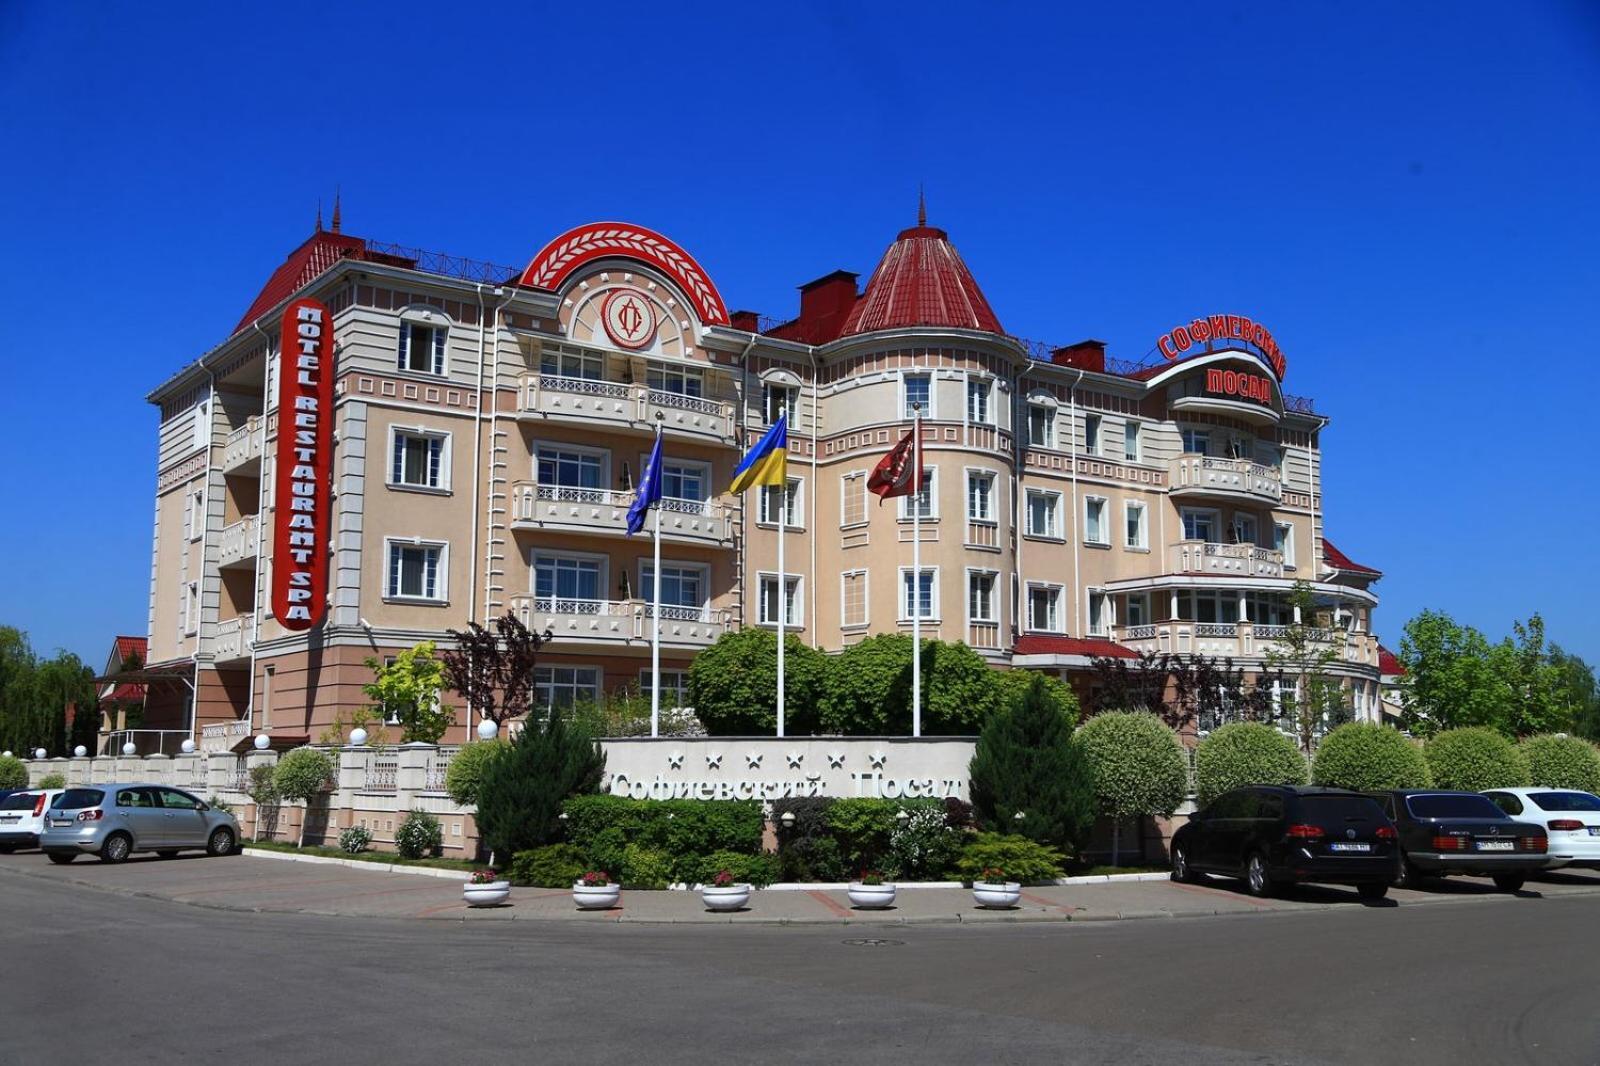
[135,218,1384,753]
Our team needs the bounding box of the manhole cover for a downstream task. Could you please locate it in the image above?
[841,938,905,947]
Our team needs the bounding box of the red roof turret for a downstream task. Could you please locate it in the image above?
[840,214,1003,338]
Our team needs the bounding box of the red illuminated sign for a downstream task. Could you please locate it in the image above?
[1205,367,1274,407]
[270,297,334,631]
[1157,314,1286,380]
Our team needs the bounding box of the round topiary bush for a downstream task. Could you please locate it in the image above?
[1424,727,1530,792]
[1075,711,1188,864]
[338,826,372,854]
[37,772,66,790]
[0,756,28,790]
[1520,734,1600,793]
[1311,723,1432,791]
[1195,723,1308,807]
[394,809,443,859]
[443,739,506,807]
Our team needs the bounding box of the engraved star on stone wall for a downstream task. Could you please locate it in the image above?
[667,752,684,769]
[706,752,722,769]
[827,751,846,768]
[745,752,763,769]
[868,750,887,769]
[786,752,804,769]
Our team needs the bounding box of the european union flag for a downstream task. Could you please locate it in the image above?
[626,432,664,536]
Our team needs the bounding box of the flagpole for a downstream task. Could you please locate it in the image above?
[776,408,787,740]
[912,402,922,739]
[650,420,663,738]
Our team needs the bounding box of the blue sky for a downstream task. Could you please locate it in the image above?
[2,2,1597,666]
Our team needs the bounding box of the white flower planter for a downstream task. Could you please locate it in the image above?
[573,882,621,910]
[700,883,752,912]
[972,881,1022,909]
[463,880,511,907]
[846,882,898,909]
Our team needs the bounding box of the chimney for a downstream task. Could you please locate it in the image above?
[1051,339,1107,373]
[729,310,761,333]
[795,270,859,344]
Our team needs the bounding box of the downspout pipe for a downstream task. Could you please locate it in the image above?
[246,319,274,735]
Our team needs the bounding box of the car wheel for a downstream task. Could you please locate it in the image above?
[1357,882,1389,901]
[99,833,131,864]
[207,827,236,857]
[1394,853,1428,889]
[1245,852,1276,898]
[1171,844,1197,883]
[47,853,74,865]
[157,850,179,859]
[1492,873,1526,893]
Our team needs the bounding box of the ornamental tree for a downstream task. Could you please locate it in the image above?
[475,711,605,861]
[1074,711,1188,866]
[363,641,454,744]
[968,675,1095,849]
[442,612,556,727]
[0,755,27,790]
[271,747,335,848]
[1194,723,1308,807]
[689,628,825,735]
[1424,727,1530,792]
[1264,582,1349,752]
[443,738,507,807]
[1310,723,1432,791]
[1520,734,1600,793]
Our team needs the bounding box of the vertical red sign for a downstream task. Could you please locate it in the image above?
[270,297,334,631]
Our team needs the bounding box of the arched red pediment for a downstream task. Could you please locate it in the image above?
[520,222,729,327]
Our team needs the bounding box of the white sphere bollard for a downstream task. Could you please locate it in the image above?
[180,739,196,754]
[253,734,270,750]
[2,751,10,759]
[73,745,87,757]
[349,727,369,747]
[121,743,136,756]
[35,748,47,760]
[477,718,498,741]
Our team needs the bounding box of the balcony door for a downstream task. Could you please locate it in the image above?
[641,564,707,621]
[534,555,603,613]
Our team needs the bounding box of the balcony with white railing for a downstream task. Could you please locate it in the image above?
[1169,454,1282,504]
[1115,619,1376,664]
[210,616,252,663]
[1169,540,1285,579]
[505,595,729,649]
[518,374,735,445]
[510,482,730,547]
[217,514,260,569]
[222,416,263,473]
[200,718,251,753]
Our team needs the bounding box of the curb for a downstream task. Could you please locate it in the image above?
[241,848,467,881]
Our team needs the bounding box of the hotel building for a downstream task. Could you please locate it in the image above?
[134,209,1383,752]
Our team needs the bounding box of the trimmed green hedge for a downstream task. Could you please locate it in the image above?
[1425,727,1530,792]
[953,833,1065,884]
[508,843,587,887]
[1195,723,1308,807]
[560,795,764,884]
[772,796,972,881]
[1521,734,1600,793]
[1311,723,1432,791]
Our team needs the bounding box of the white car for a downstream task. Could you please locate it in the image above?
[0,789,66,852]
[1483,788,1600,869]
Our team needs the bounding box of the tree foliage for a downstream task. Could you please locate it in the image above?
[1311,723,1432,791]
[1075,711,1187,864]
[1424,727,1530,792]
[442,613,555,725]
[0,755,27,790]
[1088,651,1282,733]
[968,675,1094,848]
[443,739,507,807]
[818,633,911,734]
[475,713,605,860]
[1520,734,1600,793]
[1195,723,1308,807]
[1264,581,1350,752]
[1399,610,1570,738]
[363,641,454,744]
[272,747,335,847]
[0,627,99,757]
[1550,646,1600,745]
[689,628,826,735]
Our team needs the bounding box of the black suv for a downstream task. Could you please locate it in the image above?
[1366,790,1549,892]
[1171,785,1398,899]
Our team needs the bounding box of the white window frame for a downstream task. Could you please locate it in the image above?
[182,580,199,636]
[1275,522,1297,570]
[966,568,998,625]
[1027,403,1055,448]
[1083,495,1110,546]
[540,346,604,381]
[186,488,205,542]
[191,400,210,453]
[839,471,867,529]
[1125,593,1150,627]
[639,669,690,707]
[389,426,452,492]
[648,363,704,397]
[638,560,710,618]
[757,572,803,628]
[758,477,804,529]
[397,317,448,376]
[966,376,992,425]
[657,456,712,504]
[536,442,609,490]
[839,569,870,629]
[898,566,940,622]
[1124,500,1148,550]
[1025,489,1061,540]
[531,549,609,603]
[384,538,448,603]
[1087,588,1110,637]
[1181,427,1211,456]
[1083,413,1102,456]
[763,382,798,426]
[1123,421,1140,462]
[897,467,938,521]
[965,469,996,523]
[901,371,934,418]
[1026,583,1063,633]
[533,665,602,710]
[1182,507,1221,543]
[1233,513,1259,546]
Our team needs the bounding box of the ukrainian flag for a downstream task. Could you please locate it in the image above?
[729,413,788,494]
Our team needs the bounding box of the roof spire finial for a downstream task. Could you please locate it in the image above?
[917,183,926,227]
[315,198,324,233]
[330,186,342,234]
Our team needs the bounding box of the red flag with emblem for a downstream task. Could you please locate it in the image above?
[867,429,924,501]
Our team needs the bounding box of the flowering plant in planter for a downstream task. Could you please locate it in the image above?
[857,870,885,886]
[467,869,500,885]
[978,867,1008,885]
[578,870,612,888]
[710,869,736,887]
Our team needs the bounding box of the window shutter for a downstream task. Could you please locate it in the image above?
[424,548,438,598]
[397,325,410,370]
[392,434,404,484]
[428,438,442,487]
[432,328,446,374]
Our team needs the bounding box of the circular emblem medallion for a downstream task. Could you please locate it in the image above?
[600,288,656,350]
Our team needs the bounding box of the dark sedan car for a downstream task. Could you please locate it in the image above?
[1366,790,1549,892]
[1171,785,1398,900]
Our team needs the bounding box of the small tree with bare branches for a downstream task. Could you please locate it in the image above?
[442,613,556,727]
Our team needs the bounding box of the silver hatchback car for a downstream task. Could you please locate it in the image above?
[40,784,240,864]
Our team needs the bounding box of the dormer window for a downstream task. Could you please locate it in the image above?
[398,322,446,375]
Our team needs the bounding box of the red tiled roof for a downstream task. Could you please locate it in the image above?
[103,635,149,703]
[841,224,1003,337]
[1378,645,1405,677]
[234,230,417,333]
[1322,538,1381,577]
[1013,635,1139,659]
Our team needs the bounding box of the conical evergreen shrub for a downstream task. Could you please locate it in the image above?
[476,713,605,860]
[968,674,1094,848]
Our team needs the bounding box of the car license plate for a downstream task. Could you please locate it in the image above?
[1476,840,1514,851]
[0,816,18,824]
[50,818,72,828]
[1589,827,1600,837]
[1329,842,1371,852]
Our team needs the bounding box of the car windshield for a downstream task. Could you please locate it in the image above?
[1407,794,1505,819]
[0,792,39,810]
[1529,791,1600,812]
[53,788,104,810]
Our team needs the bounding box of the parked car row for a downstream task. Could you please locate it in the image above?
[1170,784,1594,899]
[0,783,239,863]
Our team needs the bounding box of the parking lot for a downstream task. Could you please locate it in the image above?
[5,846,1600,924]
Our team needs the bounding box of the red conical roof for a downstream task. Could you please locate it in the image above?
[841,222,1003,337]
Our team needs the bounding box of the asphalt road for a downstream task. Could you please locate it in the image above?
[3,872,1597,1065]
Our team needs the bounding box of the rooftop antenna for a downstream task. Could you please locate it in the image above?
[315,198,324,233]
[917,184,926,227]
[331,186,342,233]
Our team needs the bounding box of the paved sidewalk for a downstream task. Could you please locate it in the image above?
[6,847,1600,924]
